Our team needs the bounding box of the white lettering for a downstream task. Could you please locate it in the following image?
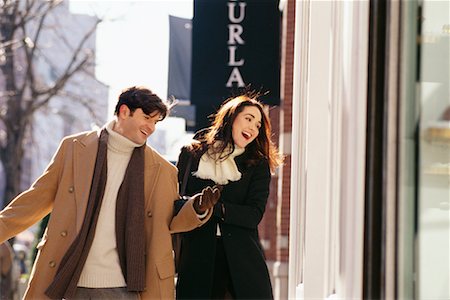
[228,24,245,45]
[226,1,246,88]
[228,46,244,66]
[228,2,246,23]
[226,67,245,87]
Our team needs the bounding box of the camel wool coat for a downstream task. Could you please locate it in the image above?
[0,129,210,300]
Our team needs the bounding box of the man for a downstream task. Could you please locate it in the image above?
[0,86,220,299]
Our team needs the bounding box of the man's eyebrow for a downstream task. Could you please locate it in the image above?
[148,111,164,121]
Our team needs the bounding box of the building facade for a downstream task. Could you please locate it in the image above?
[288,1,449,299]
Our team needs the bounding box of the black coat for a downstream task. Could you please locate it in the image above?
[175,145,273,300]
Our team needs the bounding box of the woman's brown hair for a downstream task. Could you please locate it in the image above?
[193,94,283,173]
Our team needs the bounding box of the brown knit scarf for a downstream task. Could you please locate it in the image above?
[45,129,146,299]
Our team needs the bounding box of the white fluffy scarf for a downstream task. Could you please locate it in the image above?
[193,144,245,185]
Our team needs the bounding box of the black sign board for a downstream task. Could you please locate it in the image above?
[191,0,281,130]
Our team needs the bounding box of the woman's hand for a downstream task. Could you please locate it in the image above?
[193,185,222,214]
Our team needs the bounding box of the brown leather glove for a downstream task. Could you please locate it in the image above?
[193,185,222,214]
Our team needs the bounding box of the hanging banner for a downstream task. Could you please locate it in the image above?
[191,0,281,130]
[168,15,192,101]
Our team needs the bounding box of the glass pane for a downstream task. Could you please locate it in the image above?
[417,1,450,299]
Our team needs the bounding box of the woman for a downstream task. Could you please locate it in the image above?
[175,94,283,299]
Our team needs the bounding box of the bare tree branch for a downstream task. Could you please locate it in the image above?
[60,89,103,122]
[35,17,100,97]
[0,0,106,207]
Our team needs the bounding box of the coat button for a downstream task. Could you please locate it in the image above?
[68,186,74,193]
[60,231,67,237]
[147,211,152,217]
[49,261,56,268]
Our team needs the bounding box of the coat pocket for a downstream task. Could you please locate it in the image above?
[156,254,175,280]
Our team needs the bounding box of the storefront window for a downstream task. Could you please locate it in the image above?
[417,1,450,299]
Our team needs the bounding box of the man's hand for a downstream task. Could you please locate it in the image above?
[193,185,222,214]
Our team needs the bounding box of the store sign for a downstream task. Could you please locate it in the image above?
[226,1,246,87]
[191,0,280,130]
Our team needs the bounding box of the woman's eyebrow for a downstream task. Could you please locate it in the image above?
[245,113,262,125]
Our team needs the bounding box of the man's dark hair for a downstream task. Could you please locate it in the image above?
[114,86,172,120]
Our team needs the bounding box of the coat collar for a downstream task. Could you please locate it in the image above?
[72,129,160,231]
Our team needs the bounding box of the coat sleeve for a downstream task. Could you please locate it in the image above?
[221,160,271,229]
[0,137,68,243]
[169,197,212,234]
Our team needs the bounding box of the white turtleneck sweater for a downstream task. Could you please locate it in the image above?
[78,120,143,288]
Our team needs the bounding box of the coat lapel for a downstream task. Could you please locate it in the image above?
[144,147,161,210]
[73,131,99,232]
[72,133,161,228]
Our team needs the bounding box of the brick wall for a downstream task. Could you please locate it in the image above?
[258,3,295,294]
[259,107,280,261]
[277,0,295,263]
